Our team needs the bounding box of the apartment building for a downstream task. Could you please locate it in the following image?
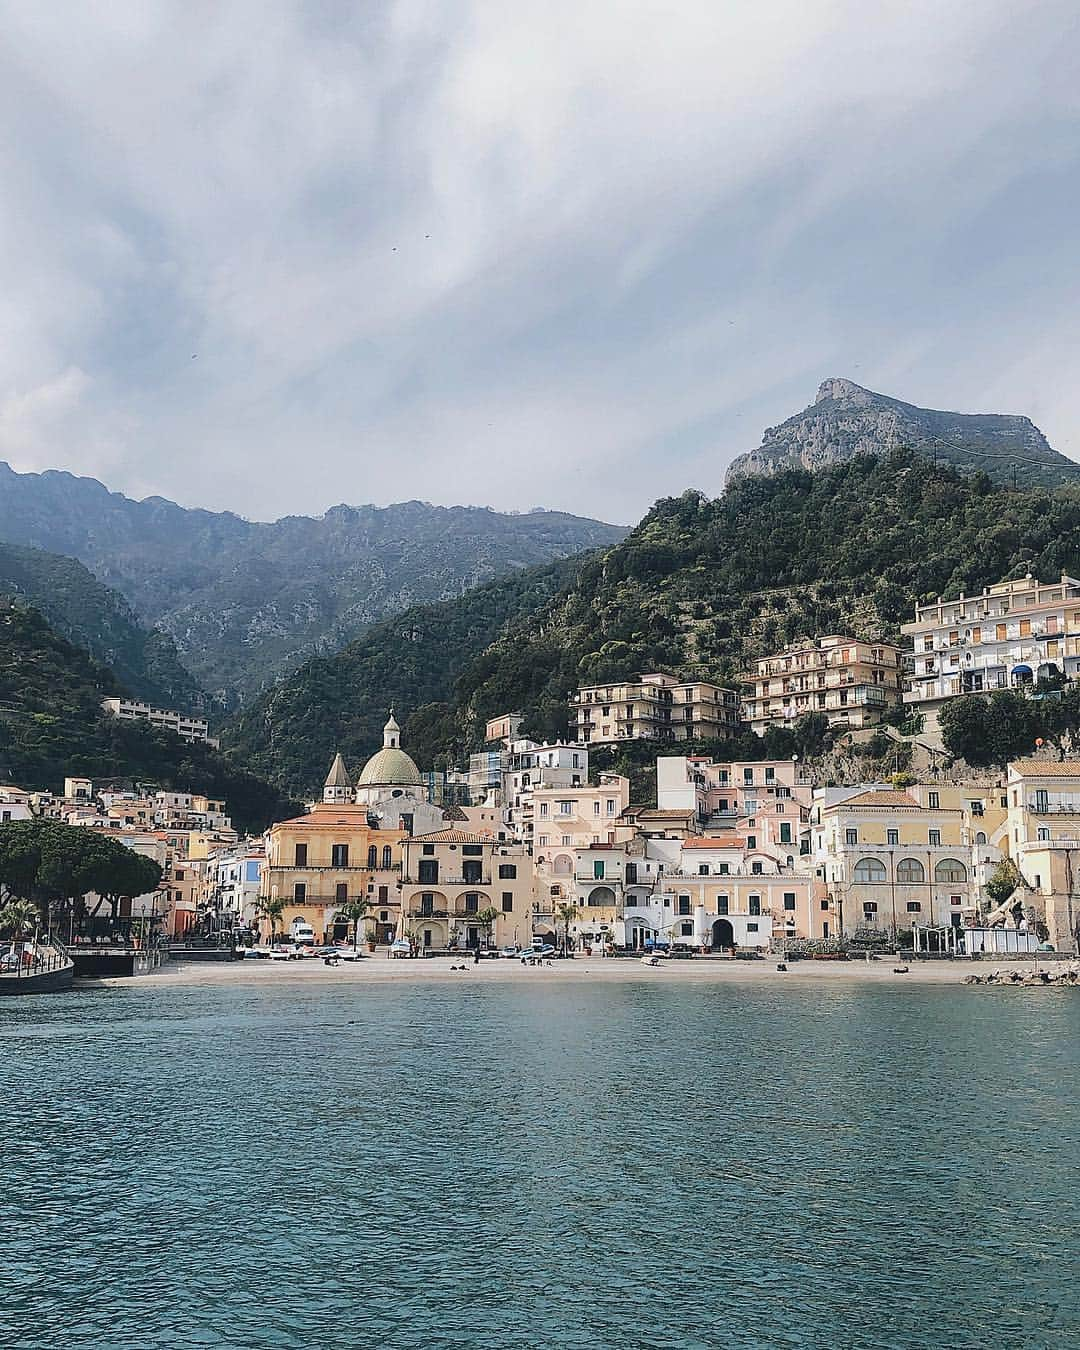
[1004,759,1080,953]
[100,697,218,747]
[572,673,739,745]
[399,829,534,952]
[810,787,981,938]
[656,755,813,852]
[902,573,1080,739]
[741,635,903,735]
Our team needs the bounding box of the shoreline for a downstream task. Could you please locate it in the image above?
[80,954,1069,990]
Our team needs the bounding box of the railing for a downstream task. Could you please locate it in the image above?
[402,875,491,887]
[265,863,401,873]
[1,935,71,980]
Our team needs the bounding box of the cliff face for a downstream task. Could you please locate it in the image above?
[725,378,1078,489]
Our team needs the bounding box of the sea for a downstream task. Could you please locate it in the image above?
[2,976,1078,1349]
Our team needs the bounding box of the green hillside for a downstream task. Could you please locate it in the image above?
[228,450,1080,795]
[0,541,202,711]
[0,603,299,831]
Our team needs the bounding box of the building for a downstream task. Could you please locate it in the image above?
[902,573,1080,740]
[100,697,218,747]
[811,787,978,938]
[398,829,535,952]
[1004,760,1080,953]
[501,737,589,841]
[741,635,903,735]
[656,754,813,851]
[572,673,740,745]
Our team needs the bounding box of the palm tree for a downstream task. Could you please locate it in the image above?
[0,897,38,943]
[255,896,287,945]
[555,902,580,955]
[336,898,371,953]
[474,905,500,952]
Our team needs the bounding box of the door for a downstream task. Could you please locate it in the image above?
[466,926,480,949]
[711,918,734,951]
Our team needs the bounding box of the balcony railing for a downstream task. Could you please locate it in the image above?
[401,875,492,887]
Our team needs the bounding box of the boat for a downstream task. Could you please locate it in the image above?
[640,951,668,967]
[0,937,75,995]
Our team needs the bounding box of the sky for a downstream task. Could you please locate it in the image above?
[1,1,1079,526]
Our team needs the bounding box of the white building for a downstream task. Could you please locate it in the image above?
[902,573,1080,740]
[101,697,219,747]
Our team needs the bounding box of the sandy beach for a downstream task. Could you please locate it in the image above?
[87,953,1052,990]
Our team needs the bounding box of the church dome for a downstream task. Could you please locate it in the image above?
[357,710,421,787]
[357,747,422,787]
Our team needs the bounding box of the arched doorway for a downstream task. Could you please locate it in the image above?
[711,918,734,951]
[588,886,617,907]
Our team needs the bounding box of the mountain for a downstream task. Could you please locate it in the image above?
[0,601,299,831]
[225,556,581,796]
[229,450,1080,794]
[725,378,1080,489]
[0,541,202,711]
[0,462,626,708]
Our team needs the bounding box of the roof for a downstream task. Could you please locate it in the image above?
[441,804,468,821]
[407,829,491,844]
[1011,759,1080,777]
[357,746,422,787]
[833,790,919,809]
[324,752,352,788]
[682,836,747,849]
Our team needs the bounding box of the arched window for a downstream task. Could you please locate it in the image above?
[975,831,987,845]
[935,858,967,883]
[553,854,573,877]
[853,857,886,883]
[382,844,393,869]
[896,858,925,883]
[367,844,378,868]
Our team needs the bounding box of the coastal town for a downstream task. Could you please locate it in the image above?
[4,568,1080,981]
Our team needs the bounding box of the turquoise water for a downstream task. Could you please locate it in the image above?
[2,977,1078,1349]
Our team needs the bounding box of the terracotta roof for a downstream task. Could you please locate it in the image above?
[835,790,919,809]
[1011,759,1080,777]
[441,804,468,821]
[408,829,492,844]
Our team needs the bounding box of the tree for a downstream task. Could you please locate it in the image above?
[985,858,1024,913]
[0,820,162,931]
[940,691,1043,767]
[335,898,371,953]
[256,896,287,945]
[474,905,500,950]
[0,897,38,941]
[555,902,580,954]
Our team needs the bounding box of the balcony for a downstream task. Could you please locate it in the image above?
[401,875,492,887]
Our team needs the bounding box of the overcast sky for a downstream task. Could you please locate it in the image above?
[1,2,1078,524]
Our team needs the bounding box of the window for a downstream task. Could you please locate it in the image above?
[331,843,349,867]
[498,864,517,879]
[539,803,548,817]
[463,861,483,884]
[335,882,348,903]
[418,860,439,884]
[765,766,775,783]
[293,883,306,902]
[502,892,513,913]
[678,895,691,915]
[747,835,756,850]
[950,895,962,907]
[751,861,763,875]
[783,893,796,911]
[593,861,605,880]
[606,799,616,815]
[821,899,830,911]
[845,828,858,846]
[462,845,483,856]
[378,886,388,902]
[935,859,967,883]
[464,893,479,914]
[887,829,898,846]
[556,801,574,815]
[854,857,886,883]
[680,921,693,936]
[743,768,754,785]
[779,822,792,845]
[382,845,393,869]
[626,863,637,884]
[749,895,761,916]
[420,893,434,916]
[896,858,925,883]
[746,922,759,933]
[717,895,729,914]
[698,863,710,876]
[863,901,878,915]
[562,836,572,847]
[1037,827,1050,842]
[906,901,922,913]
[422,843,435,855]
[593,801,601,816]
[928,791,940,809]
[294,843,308,867]
[367,845,378,868]
[929,830,941,847]
[717,863,729,875]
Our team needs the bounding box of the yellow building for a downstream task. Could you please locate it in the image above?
[811,788,976,937]
[742,635,903,735]
[399,829,535,953]
[1004,760,1080,953]
[262,803,405,944]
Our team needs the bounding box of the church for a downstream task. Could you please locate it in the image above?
[261,713,446,945]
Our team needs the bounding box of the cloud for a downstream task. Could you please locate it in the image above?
[0,0,1078,522]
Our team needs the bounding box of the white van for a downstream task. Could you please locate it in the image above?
[290,918,316,946]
